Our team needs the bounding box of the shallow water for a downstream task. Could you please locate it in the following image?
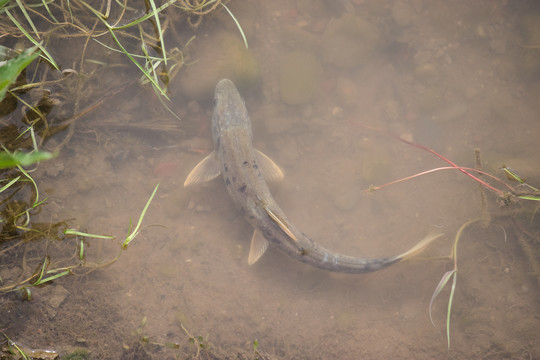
[1,0,540,359]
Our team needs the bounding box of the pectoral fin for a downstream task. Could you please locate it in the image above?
[184,151,221,187]
[255,149,284,182]
[248,229,269,265]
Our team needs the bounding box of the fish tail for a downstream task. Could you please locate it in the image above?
[393,232,443,262]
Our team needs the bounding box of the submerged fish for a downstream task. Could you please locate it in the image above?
[184,79,441,273]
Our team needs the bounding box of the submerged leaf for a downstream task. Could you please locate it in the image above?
[429,269,456,327]
[0,150,56,168]
[446,271,458,349]
[0,44,40,102]
[502,166,525,183]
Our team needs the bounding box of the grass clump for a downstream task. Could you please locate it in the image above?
[0,0,236,298]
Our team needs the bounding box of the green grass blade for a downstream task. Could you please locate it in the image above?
[136,26,178,110]
[16,164,41,207]
[0,44,40,101]
[123,183,159,248]
[79,0,173,98]
[92,38,164,61]
[17,209,31,228]
[220,2,248,49]
[446,272,457,349]
[40,0,59,23]
[518,195,540,201]
[146,0,166,64]
[0,151,56,169]
[65,0,73,22]
[4,336,31,360]
[64,229,115,239]
[110,0,178,30]
[107,27,169,99]
[138,24,161,88]
[154,87,182,121]
[86,1,168,99]
[33,270,71,285]
[502,166,525,183]
[29,125,39,151]
[429,269,456,327]
[3,9,59,69]
[0,176,21,193]
[31,256,49,285]
[79,239,84,261]
[14,0,39,37]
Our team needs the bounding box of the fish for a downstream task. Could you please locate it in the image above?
[184,78,442,273]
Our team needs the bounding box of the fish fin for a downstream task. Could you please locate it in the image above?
[264,207,297,242]
[184,151,221,187]
[395,232,444,261]
[255,149,284,182]
[248,229,269,265]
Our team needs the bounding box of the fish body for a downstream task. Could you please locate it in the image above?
[184,79,440,273]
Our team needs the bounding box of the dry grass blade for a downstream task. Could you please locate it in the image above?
[91,118,184,134]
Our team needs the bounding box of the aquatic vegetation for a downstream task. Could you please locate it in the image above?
[0,182,158,296]
[428,218,478,349]
[0,0,241,286]
[0,44,39,102]
[123,183,159,248]
[60,348,90,360]
[0,0,246,102]
[1,68,157,299]
[0,149,55,169]
[368,132,540,348]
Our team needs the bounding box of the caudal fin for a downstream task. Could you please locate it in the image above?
[394,232,443,262]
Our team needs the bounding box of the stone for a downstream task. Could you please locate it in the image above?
[37,285,70,319]
[321,14,383,69]
[178,32,260,101]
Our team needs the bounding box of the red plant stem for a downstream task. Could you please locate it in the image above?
[369,166,514,194]
[394,138,505,195]
[355,123,507,196]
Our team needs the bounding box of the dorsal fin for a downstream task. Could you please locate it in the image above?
[263,207,297,241]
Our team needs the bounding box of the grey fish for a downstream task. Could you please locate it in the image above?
[184,79,441,273]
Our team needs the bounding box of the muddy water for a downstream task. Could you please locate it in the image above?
[2,0,540,359]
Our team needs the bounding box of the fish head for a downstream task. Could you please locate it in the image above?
[211,79,253,147]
